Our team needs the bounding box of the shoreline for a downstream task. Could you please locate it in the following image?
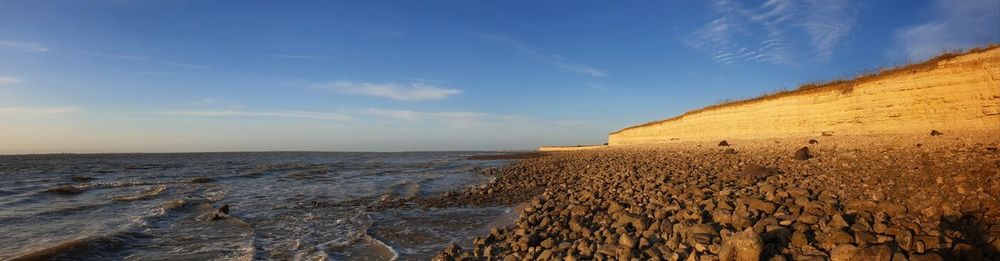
[421,130,1000,260]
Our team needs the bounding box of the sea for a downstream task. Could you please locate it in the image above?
[0,152,518,260]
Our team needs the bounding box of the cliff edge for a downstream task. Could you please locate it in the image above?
[609,46,1000,145]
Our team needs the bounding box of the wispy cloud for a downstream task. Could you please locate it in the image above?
[81,51,210,69]
[364,108,589,128]
[313,81,461,101]
[0,106,79,115]
[263,54,330,60]
[479,34,608,77]
[163,110,352,121]
[689,0,857,65]
[365,108,489,122]
[891,0,1000,60]
[0,40,48,52]
[0,76,20,86]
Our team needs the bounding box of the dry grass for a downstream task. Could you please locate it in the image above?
[611,44,1000,135]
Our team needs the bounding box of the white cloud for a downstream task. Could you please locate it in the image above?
[690,0,857,65]
[314,81,461,101]
[164,110,352,121]
[892,0,1000,60]
[81,51,209,69]
[0,40,48,52]
[0,106,79,115]
[479,34,608,77]
[0,76,20,86]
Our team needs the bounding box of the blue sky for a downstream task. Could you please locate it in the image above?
[0,0,997,153]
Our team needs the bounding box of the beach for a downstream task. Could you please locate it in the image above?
[420,130,1000,260]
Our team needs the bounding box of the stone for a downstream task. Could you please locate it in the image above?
[791,231,809,247]
[719,140,730,146]
[724,148,737,155]
[930,130,943,136]
[828,214,849,228]
[854,245,892,261]
[829,244,858,261]
[798,214,820,224]
[827,229,854,244]
[746,198,777,214]
[794,147,813,161]
[808,139,819,144]
[909,253,944,261]
[895,229,913,251]
[608,201,625,213]
[538,249,554,260]
[718,227,763,261]
[619,234,637,249]
[211,204,231,220]
[952,243,983,261]
[541,238,556,249]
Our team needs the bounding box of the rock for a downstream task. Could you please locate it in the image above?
[791,231,809,247]
[909,253,944,261]
[746,198,777,214]
[794,147,813,161]
[952,243,983,261]
[827,229,854,245]
[798,214,820,224]
[608,201,625,214]
[808,139,819,144]
[718,227,762,261]
[828,214,850,228]
[724,148,737,155]
[541,238,556,249]
[829,244,858,261]
[619,234,637,249]
[211,204,231,220]
[930,130,943,136]
[895,229,913,251]
[719,140,730,146]
[854,245,892,261]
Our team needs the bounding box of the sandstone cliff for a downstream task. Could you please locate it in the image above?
[609,46,1000,145]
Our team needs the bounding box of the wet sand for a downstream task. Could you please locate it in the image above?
[416,131,1000,260]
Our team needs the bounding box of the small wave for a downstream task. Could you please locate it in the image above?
[8,231,151,261]
[69,175,96,182]
[188,177,213,183]
[45,185,88,195]
[388,181,422,201]
[111,186,167,202]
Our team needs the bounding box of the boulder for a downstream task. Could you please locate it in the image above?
[794,147,813,161]
[718,227,763,261]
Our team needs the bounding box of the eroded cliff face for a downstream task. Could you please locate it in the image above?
[609,47,1000,145]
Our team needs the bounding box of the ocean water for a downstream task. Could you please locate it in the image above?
[0,152,516,260]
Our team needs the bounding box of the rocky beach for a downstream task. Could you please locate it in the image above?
[403,131,1000,260]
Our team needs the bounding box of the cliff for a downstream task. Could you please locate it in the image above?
[609,46,1000,145]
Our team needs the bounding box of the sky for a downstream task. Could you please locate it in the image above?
[0,0,998,153]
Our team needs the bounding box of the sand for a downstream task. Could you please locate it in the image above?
[388,130,1000,260]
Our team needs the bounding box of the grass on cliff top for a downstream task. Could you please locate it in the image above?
[611,43,1000,135]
